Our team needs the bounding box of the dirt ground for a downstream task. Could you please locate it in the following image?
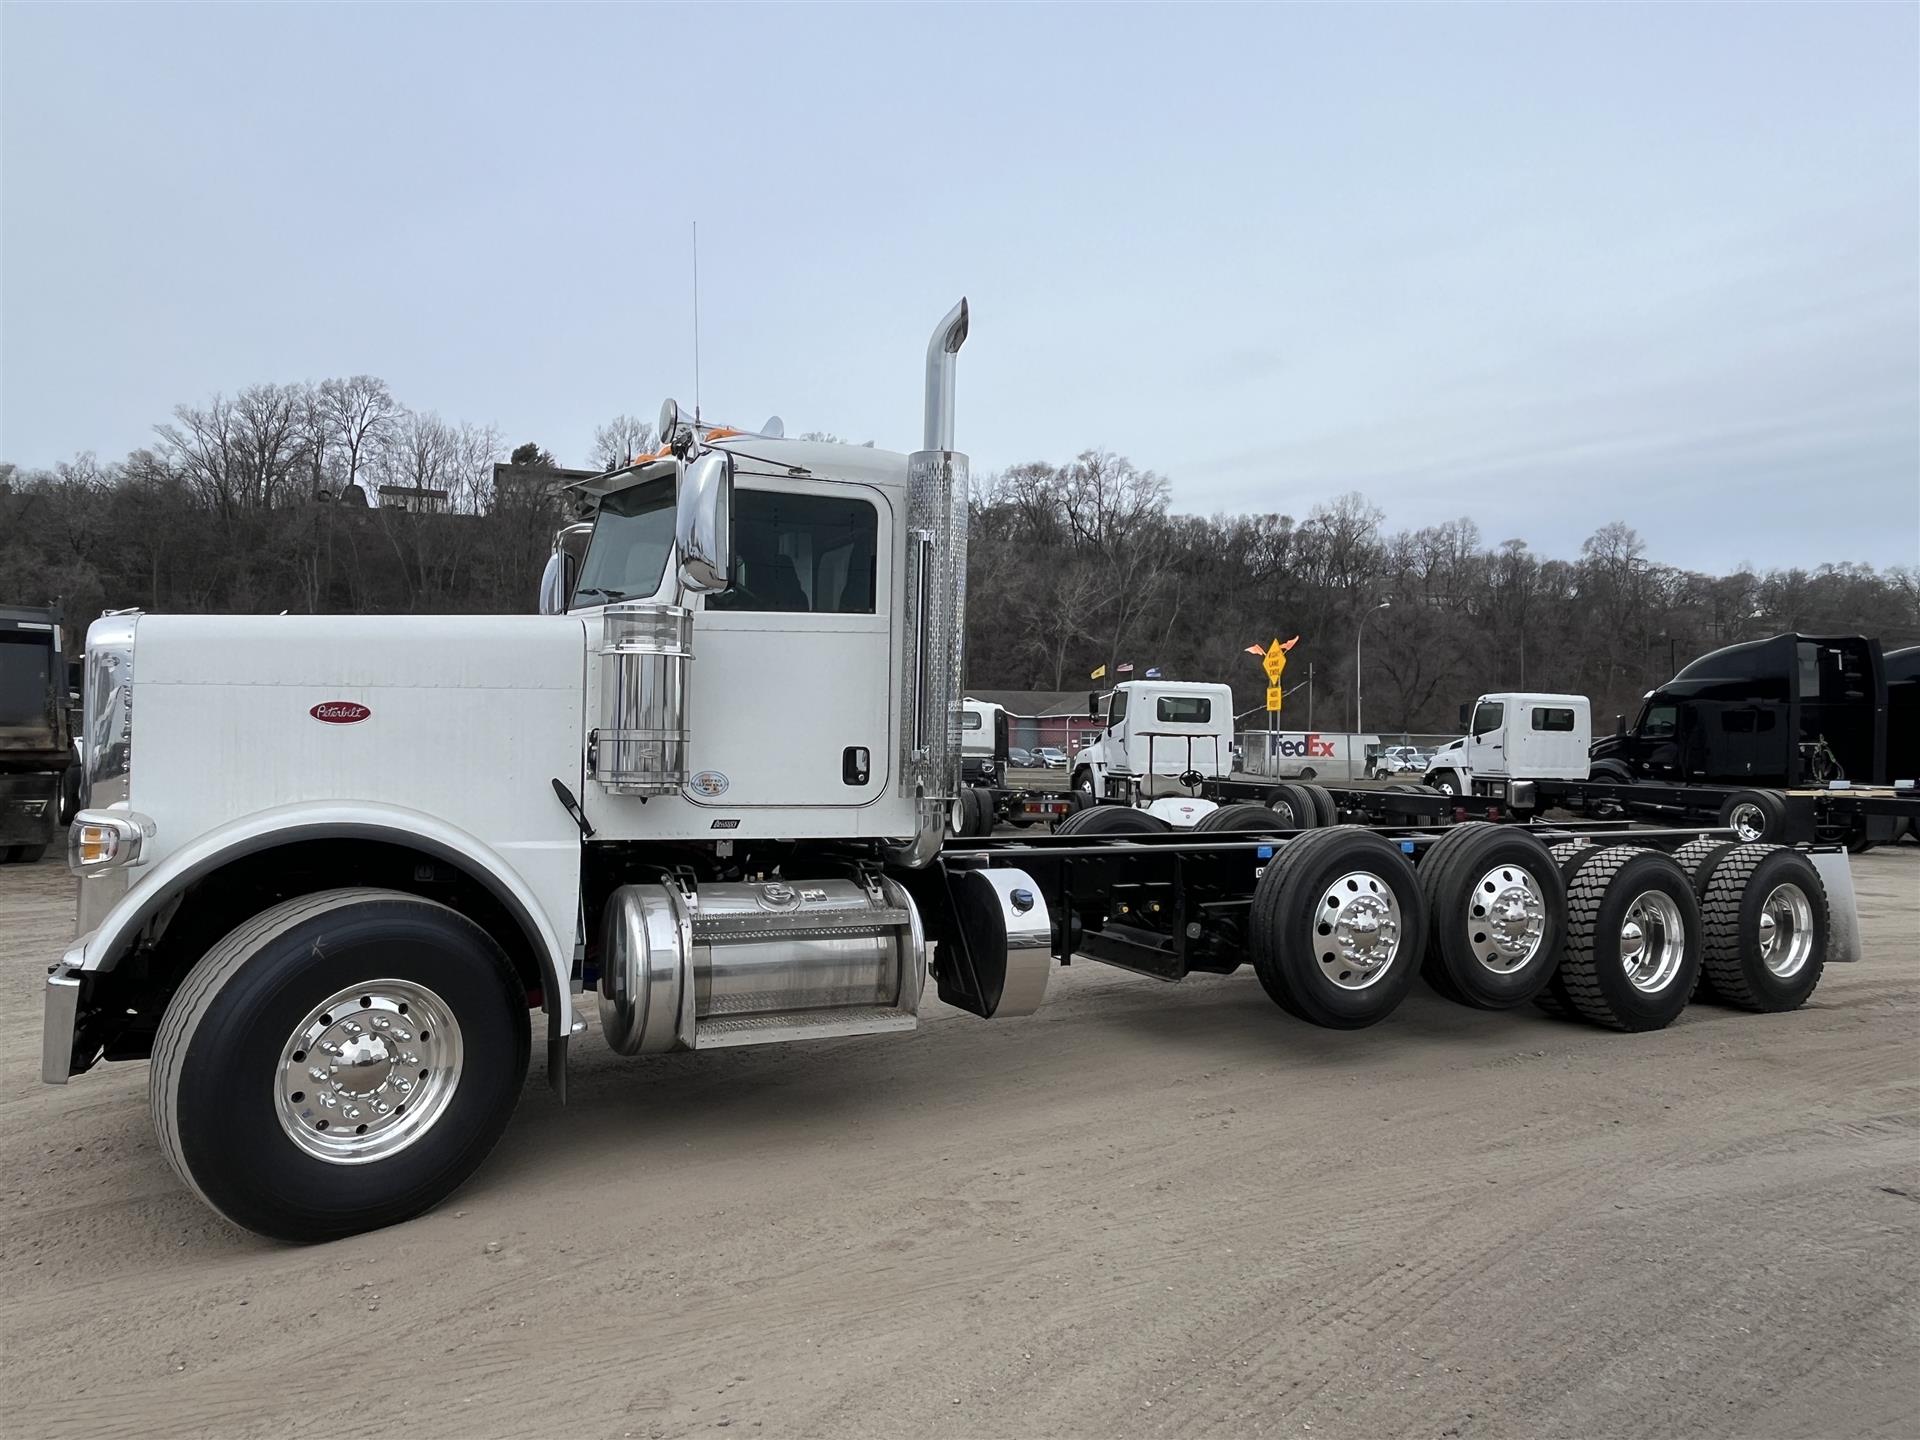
[3,844,1916,1440]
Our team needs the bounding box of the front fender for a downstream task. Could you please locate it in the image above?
[67,799,578,1039]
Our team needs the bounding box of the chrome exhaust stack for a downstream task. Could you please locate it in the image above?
[889,299,971,868]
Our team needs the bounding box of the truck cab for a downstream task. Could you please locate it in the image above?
[960,698,1009,789]
[1424,693,1590,797]
[1589,633,1887,789]
[0,605,78,863]
[1072,680,1235,807]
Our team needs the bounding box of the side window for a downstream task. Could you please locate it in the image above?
[1156,696,1213,724]
[1108,691,1128,728]
[1471,701,1504,735]
[1530,707,1575,732]
[1642,704,1678,739]
[961,711,983,731]
[1722,709,1755,734]
[707,489,878,614]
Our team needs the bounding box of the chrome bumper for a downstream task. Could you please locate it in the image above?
[43,960,82,1085]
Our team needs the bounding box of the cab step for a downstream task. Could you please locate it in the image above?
[692,1006,918,1049]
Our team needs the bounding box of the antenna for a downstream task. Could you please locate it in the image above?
[692,220,701,423]
[702,219,710,422]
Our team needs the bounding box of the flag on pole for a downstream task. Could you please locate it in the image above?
[1117,662,1134,674]
[1244,644,1266,657]
[1145,667,1162,678]
[1090,664,1107,680]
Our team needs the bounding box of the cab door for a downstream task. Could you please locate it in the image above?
[687,478,893,808]
[1464,697,1507,777]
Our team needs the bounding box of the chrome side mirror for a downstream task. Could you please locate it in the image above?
[676,451,734,594]
[537,551,571,615]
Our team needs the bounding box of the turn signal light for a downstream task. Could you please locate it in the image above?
[66,810,153,874]
[75,823,120,866]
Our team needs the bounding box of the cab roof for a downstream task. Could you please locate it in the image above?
[566,437,912,504]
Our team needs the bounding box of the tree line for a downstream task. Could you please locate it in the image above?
[2,377,1914,735]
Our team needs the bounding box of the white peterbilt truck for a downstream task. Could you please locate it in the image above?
[45,301,1857,1242]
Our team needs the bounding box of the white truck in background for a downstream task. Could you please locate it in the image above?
[1423,693,1591,797]
[1071,680,1235,816]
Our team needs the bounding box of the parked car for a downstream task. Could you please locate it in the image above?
[1035,746,1068,769]
[1008,746,1037,768]
[1370,745,1429,778]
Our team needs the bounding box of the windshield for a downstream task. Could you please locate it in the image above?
[572,477,674,607]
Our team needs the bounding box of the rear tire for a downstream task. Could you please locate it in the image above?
[1192,801,1288,833]
[150,888,530,1243]
[1052,803,1170,836]
[1249,827,1427,1029]
[1267,781,1321,830]
[1555,848,1701,1032]
[1697,845,1827,1012]
[1418,824,1566,1009]
[1718,789,1786,843]
[968,786,996,837]
[1299,782,1338,828]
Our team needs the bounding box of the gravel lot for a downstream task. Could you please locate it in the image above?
[3,842,1916,1439]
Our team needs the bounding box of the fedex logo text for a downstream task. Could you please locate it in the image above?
[1274,735,1336,758]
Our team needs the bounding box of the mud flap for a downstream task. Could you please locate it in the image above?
[1808,850,1862,964]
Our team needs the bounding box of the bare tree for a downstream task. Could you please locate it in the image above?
[590,415,656,471]
[321,376,399,499]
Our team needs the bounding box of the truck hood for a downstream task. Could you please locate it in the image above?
[1589,733,1630,763]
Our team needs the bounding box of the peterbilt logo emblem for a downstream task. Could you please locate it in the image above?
[310,702,371,725]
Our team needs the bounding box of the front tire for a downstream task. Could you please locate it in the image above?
[150,888,530,1242]
[1429,770,1460,798]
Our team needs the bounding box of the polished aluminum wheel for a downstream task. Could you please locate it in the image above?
[1467,864,1547,974]
[276,980,463,1164]
[1313,870,1403,990]
[1727,802,1767,843]
[1757,882,1814,979]
[1618,891,1686,994]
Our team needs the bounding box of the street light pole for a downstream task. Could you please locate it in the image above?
[1355,599,1391,737]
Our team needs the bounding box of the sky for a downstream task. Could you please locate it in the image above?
[2,4,1915,574]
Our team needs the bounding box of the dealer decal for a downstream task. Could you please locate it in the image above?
[310,701,372,725]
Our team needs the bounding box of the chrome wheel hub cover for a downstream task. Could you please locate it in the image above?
[1758,882,1814,978]
[1314,870,1403,991]
[276,980,463,1164]
[1469,865,1546,974]
[1619,891,1686,994]
[1729,803,1766,842]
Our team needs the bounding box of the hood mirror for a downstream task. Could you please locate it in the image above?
[676,450,734,594]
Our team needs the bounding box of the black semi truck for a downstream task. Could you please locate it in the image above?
[1589,634,1888,791]
[1,605,81,863]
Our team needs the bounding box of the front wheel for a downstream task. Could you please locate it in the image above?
[150,888,531,1242]
[1428,770,1460,797]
